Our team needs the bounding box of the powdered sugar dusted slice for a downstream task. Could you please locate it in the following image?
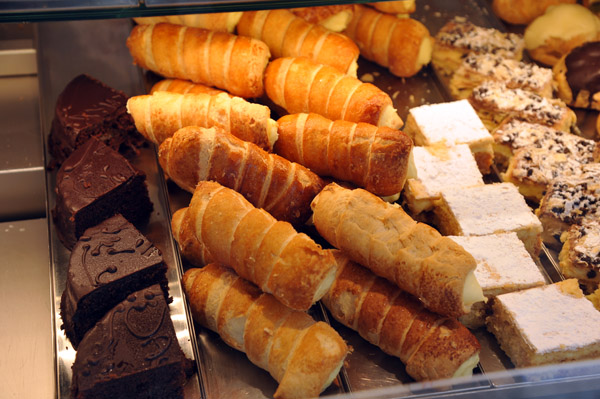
[450,232,546,328]
[434,182,542,257]
[487,279,600,367]
[404,100,493,174]
[403,144,484,216]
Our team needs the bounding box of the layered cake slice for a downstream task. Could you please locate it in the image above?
[48,74,144,165]
[71,284,188,399]
[559,217,600,294]
[434,182,543,257]
[492,118,599,169]
[536,163,600,248]
[52,136,153,249]
[449,233,546,329]
[432,17,524,76]
[469,80,577,132]
[60,214,168,349]
[404,100,494,174]
[403,144,484,216]
[486,279,600,367]
[450,53,553,100]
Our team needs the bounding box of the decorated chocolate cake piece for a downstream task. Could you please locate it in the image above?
[52,136,153,249]
[60,214,168,349]
[71,284,188,399]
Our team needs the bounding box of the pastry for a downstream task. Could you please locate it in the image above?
[553,40,600,110]
[486,279,600,367]
[433,182,543,257]
[264,57,403,129]
[133,11,242,32]
[368,0,416,16]
[126,23,270,98]
[289,5,354,32]
[187,181,337,311]
[52,137,153,250]
[127,91,278,150]
[449,233,546,329]
[524,3,600,66]
[450,53,554,100]
[71,285,189,399]
[171,207,213,267]
[274,113,413,196]
[323,250,481,381]
[150,78,226,96]
[343,5,433,78]
[311,182,484,318]
[403,144,484,216]
[237,9,359,76]
[48,74,143,166]
[492,0,576,25]
[403,99,494,174]
[158,126,324,227]
[183,264,347,399]
[559,217,600,294]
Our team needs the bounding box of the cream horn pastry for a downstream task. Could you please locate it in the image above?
[187,181,337,311]
[343,5,433,78]
[289,5,355,32]
[183,264,347,399]
[323,250,481,381]
[151,78,227,96]
[368,0,416,15]
[126,23,270,98]
[264,57,403,129]
[127,91,278,151]
[133,12,242,32]
[275,113,413,196]
[311,183,484,318]
[159,126,323,227]
[171,207,213,267]
[237,9,359,76]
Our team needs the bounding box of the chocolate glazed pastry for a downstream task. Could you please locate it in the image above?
[554,41,600,110]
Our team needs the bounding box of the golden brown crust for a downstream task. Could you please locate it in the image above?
[290,5,354,24]
[492,0,576,25]
[150,78,226,96]
[322,251,480,381]
[311,183,479,318]
[187,181,337,311]
[369,0,416,14]
[171,207,213,267]
[134,12,242,32]
[275,113,412,196]
[126,23,270,98]
[159,126,323,226]
[344,5,432,77]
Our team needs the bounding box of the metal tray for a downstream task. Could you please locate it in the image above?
[37,1,600,398]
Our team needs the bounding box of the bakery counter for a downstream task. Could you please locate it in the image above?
[4,0,600,398]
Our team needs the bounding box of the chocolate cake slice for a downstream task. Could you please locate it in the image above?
[71,284,188,399]
[52,136,153,249]
[48,73,145,165]
[60,214,168,349]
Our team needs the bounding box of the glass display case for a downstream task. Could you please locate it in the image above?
[1,1,599,398]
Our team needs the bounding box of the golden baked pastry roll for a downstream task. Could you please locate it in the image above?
[133,12,243,32]
[237,9,359,76]
[324,251,481,381]
[344,5,432,78]
[150,78,226,96]
[264,57,403,129]
[171,207,213,267]
[127,91,277,150]
[491,0,575,25]
[275,113,413,196]
[126,23,270,98]
[187,181,337,311]
[311,183,484,318]
[183,264,347,399]
[289,5,354,32]
[159,126,324,227]
[368,0,416,15]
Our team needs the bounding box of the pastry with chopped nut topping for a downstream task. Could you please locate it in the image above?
[559,217,600,294]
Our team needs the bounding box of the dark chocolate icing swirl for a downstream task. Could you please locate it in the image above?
[565,41,600,102]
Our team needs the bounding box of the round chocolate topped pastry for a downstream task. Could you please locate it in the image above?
[554,40,600,110]
[60,214,168,349]
[71,284,189,399]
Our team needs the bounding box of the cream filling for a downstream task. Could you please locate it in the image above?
[462,270,485,311]
[346,59,359,78]
[320,361,345,393]
[378,104,403,129]
[267,118,279,149]
[321,10,353,32]
[416,36,434,70]
[452,353,480,378]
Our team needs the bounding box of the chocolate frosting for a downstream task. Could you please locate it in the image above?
[565,41,600,101]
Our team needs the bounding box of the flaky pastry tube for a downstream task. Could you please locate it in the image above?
[343,5,433,78]
[275,113,413,196]
[289,5,354,32]
[264,57,403,129]
[311,183,484,318]
[151,78,226,96]
[127,91,277,150]
[188,181,337,311]
[171,207,213,267]
[368,0,416,15]
[133,12,242,32]
[183,264,348,399]
[237,9,359,76]
[324,251,481,381]
[126,23,270,98]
